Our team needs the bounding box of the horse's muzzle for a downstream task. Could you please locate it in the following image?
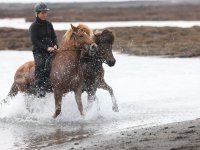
[107,59,116,67]
[89,43,98,56]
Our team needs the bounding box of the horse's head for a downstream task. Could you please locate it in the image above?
[93,29,116,67]
[60,24,98,55]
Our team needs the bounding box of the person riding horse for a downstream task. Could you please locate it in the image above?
[29,2,58,97]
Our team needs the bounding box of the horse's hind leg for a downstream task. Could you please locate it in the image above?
[99,80,119,112]
[53,89,63,118]
[74,88,84,116]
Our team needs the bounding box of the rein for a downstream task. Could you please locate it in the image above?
[55,48,84,51]
[81,55,108,65]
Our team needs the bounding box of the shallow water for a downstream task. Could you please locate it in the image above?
[1,18,200,30]
[1,51,200,149]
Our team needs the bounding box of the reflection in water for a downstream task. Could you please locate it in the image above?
[23,129,90,149]
[0,121,93,150]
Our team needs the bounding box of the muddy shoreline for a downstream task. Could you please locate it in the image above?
[63,119,200,150]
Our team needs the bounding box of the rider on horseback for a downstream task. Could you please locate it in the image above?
[29,2,58,97]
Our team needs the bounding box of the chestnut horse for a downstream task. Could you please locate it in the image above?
[5,24,98,118]
[50,24,98,118]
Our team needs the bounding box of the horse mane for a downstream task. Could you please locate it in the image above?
[77,23,93,36]
[60,23,93,48]
[60,28,73,48]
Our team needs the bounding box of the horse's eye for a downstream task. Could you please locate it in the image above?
[80,35,84,38]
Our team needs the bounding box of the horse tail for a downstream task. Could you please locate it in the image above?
[0,82,18,105]
[8,82,18,98]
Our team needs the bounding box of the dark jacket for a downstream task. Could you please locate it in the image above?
[29,17,57,51]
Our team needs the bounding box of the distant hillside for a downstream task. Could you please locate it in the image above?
[0,1,200,22]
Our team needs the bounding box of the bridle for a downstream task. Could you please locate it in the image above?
[57,30,92,52]
[72,29,94,51]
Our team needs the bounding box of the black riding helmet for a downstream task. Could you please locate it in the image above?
[34,2,50,12]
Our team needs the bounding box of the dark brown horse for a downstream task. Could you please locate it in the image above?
[81,29,119,112]
[5,24,98,118]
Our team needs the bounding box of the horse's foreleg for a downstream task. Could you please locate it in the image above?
[75,88,84,116]
[53,89,63,118]
[86,92,96,111]
[99,80,119,112]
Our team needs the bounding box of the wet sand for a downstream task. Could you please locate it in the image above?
[56,119,200,150]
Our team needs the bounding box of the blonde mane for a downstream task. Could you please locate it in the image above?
[77,23,93,36]
[60,23,93,48]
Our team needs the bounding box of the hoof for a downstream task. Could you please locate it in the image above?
[112,105,119,112]
[53,113,58,118]
[53,110,61,118]
[81,113,84,117]
[80,113,85,120]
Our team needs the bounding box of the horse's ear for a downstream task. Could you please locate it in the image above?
[71,24,77,31]
[93,29,101,36]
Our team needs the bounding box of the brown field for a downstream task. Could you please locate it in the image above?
[1,26,200,57]
[0,1,200,22]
